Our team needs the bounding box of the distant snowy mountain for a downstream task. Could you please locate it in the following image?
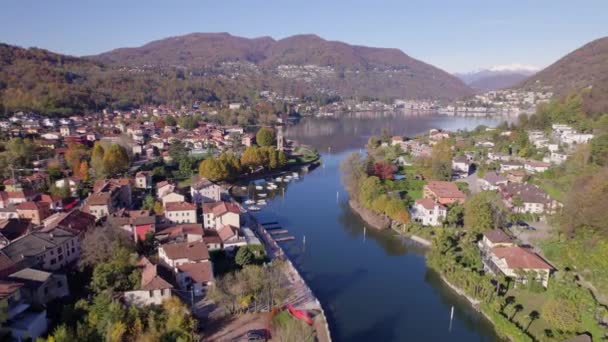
[455,64,540,91]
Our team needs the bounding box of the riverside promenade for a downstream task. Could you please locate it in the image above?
[244,212,332,342]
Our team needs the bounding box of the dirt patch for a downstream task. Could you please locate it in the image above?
[203,313,271,341]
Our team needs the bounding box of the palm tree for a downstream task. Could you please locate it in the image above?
[501,296,515,314]
[526,310,540,332]
[511,304,524,322]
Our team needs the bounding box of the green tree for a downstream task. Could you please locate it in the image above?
[446,202,464,227]
[91,143,105,178]
[164,116,177,126]
[590,134,608,166]
[235,246,254,267]
[464,191,507,235]
[142,194,155,212]
[199,157,229,182]
[256,127,275,147]
[102,144,129,177]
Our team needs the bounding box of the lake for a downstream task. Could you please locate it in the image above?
[254,113,504,341]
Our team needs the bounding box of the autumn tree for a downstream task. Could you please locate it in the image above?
[102,144,130,176]
[199,157,229,182]
[373,161,395,180]
[65,143,89,176]
[256,127,275,147]
[78,160,90,182]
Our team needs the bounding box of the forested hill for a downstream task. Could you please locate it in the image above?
[0,43,255,115]
[518,36,608,114]
[89,32,473,101]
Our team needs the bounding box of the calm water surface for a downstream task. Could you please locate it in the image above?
[255,113,504,341]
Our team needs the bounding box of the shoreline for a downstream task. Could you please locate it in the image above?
[348,199,391,230]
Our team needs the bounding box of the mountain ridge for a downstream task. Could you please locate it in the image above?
[89,32,473,100]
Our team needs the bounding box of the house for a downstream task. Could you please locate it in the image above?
[549,152,568,165]
[156,181,175,199]
[0,281,48,340]
[190,176,223,204]
[159,240,210,268]
[41,209,96,236]
[452,156,470,175]
[0,219,31,247]
[156,224,204,243]
[499,183,560,214]
[524,160,550,174]
[1,229,80,272]
[124,257,173,306]
[423,181,466,205]
[505,170,526,184]
[487,152,511,162]
[500,161,523,172]
[478,229,513,252]
[164,202,197,224]
[479,172,508,191]
[8,268,70,306]
[175,262,213,296]
[92,178,132,209]
[55,178,80,197]
[0,206,18,221]
[410,198,446,226]
[16,201,51,225]
[135,171,152,189]
[161,192,186,207]
[38,194,63,211]
[485,246,553,288]
[85,192,112,219]
[241,133,255,147]
[217,224,247,250]
[202,201,240,229]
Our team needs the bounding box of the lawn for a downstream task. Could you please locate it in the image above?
[533,179,565,202]
[504,288,551,340]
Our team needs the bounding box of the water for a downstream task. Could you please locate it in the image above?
[255,113,504,341]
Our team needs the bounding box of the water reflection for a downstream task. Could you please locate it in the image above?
[286,112,508,153]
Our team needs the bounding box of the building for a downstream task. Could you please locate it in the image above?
[452,156,470,175]
[159,240,210,268]
[0,281,48,340]
[499,183,560,214]
[85,192,113,219]
[485,246,553,288]
[8,268,70,306]
[155,224,204,244]
[500,161,523,172]
[159,240,214,296]
[190,176,223,204]
[124,257,173,306]
[423,181,466,205]
[135,171,152,189]
[164,202,197,224]
[479,172,508,191]
[1,229,80,272]
[156,181,175,199]
[524,160,550,174]
[478,229,513,252]
[161,192,186,208]
[202,201,240,229]
[410,198,446,226]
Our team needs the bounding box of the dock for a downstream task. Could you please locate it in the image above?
[261,221,278,226]
[264,226,284,230]
[269,229,289,235]
[274,236,295,242]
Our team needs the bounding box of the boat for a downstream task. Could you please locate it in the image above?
[275,177,282,182]
[287,305,313,326]
[244,199,255,205]
[258,193,267,197]
[292,172,299,179]
[247,205,261,211]
[257,200,267,206]
[240,186,247,190]
[255,185,263,190]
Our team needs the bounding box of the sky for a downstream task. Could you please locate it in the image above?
[1,0,607,73]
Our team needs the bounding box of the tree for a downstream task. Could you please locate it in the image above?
[65,143,89,176]
[78,160,90,182]
[90,247,140,293]
[446,202,464,227]
[430,139,453,181]
[526,310,540,332]
[359,176,384,208]
[153,201,164,215]
[79,225,135,269]
[373,161,394,180]
[542,298,581,333]
[256,127,275,147]
[164,115,177,126]
[241,146,263,171]
[235,246,254,267]
[199,157,229,182]
[142,194,155,212]
[464,191,507,235]
[590,133,608,166]
[91,143,105,178]
[102,144,129,177]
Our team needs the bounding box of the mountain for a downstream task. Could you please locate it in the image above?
[89,33,472,100]
[0,43,251,115]
[455,65,539,91]
[518,36,608,113]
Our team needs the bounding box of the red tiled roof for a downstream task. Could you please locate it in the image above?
[177,262,213,283]
[165,202,196,212]
[415,198,445,210]
[203,201,240,217]
[0,280,23,299]
[157,224,204,238]
[141,263,173,291]
[491,246,552,270]
[217,225,237,242]
[425,181,466,199]
[161,240,209,261]
[484,229,512,244]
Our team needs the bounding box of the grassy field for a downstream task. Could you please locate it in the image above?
[504,289,550,339]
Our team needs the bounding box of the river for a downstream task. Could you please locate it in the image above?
[254,112,505,341]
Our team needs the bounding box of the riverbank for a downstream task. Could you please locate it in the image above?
[348,199,390,230]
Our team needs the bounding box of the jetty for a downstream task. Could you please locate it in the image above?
[275,236,296,242]
[269,229,289,235]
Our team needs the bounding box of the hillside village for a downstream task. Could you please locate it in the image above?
[0,105,325,341]
[342,105,608,340]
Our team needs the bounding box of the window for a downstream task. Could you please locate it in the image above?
[50,258,56,265]
[149,290,153,297]
[57,281,62,288]
[44,287,48,295]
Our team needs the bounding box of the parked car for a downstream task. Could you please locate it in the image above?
[246,330,268,341]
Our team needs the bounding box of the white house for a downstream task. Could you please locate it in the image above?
[500,161,523,172]
[124,257,173,306]
[202,201,240,229]
[479,172,508,191]
[164,202,197,224]
[161,192,186,208]
[156,181,175,199]
[190,176,223,204]
[452,156,470,174]
[410,198,446,226]
[159,240,214,296]
[486,246,553,288]
[524,160,550,174]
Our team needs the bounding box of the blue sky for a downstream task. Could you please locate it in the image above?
[1,0,607,73]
